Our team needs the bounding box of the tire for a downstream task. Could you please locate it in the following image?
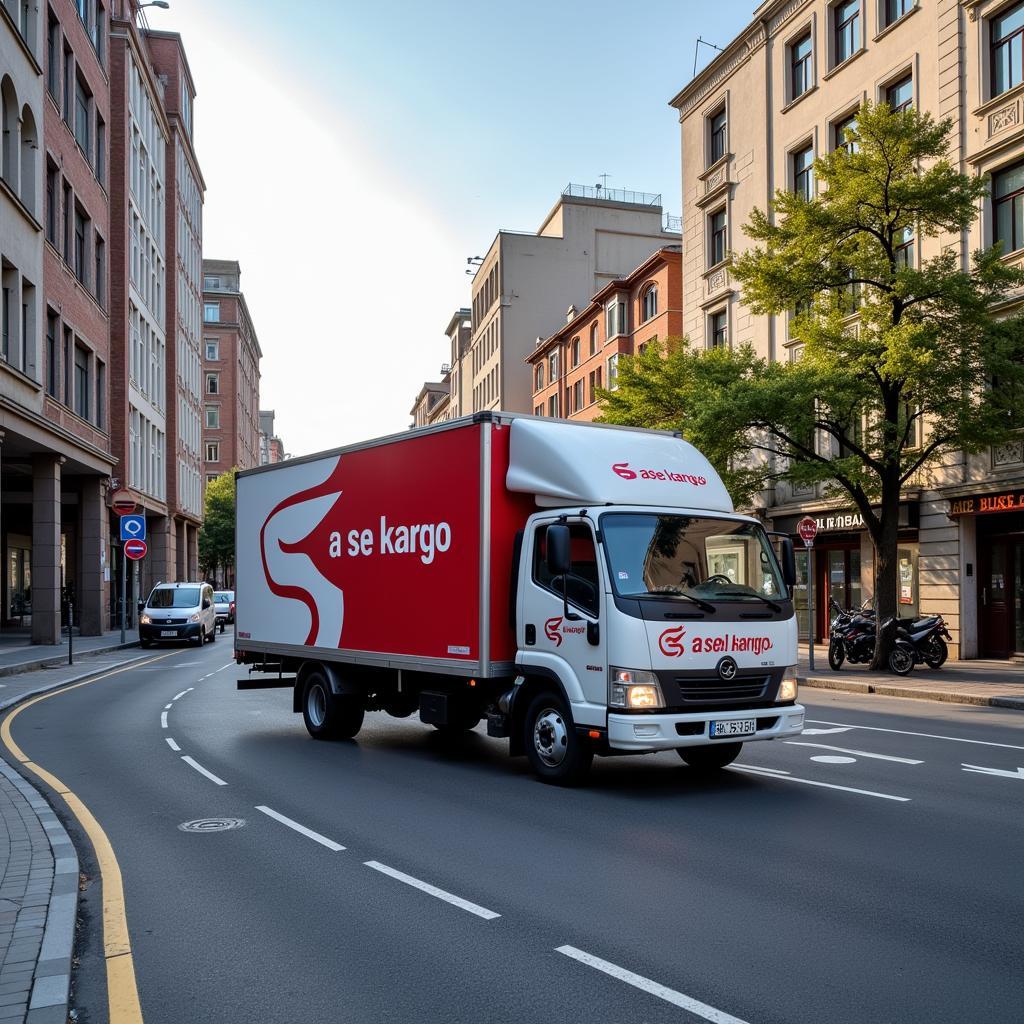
[523,691,593,786]
[208,626,216,643]
[888,644,914,676]
[677,742,743,770]
[828,640,845,671]
[301,672,364,740]
[140,639,152,649]
[924,636,947,670]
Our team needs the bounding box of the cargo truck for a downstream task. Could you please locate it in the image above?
[234,413,805,783]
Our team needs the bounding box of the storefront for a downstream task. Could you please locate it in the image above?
[772,503,919,643]
[949,488,1024,659]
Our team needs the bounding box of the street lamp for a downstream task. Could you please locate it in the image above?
[139,1,170,9]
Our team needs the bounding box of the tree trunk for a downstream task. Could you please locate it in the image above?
[870,470,902,670]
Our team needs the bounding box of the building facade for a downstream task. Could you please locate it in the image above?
[670,0,1024,659]
[258,409,286,464]
[201,259,261,484]
[527,246,683,422]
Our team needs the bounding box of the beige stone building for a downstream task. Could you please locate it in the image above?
[671,0,1024,659]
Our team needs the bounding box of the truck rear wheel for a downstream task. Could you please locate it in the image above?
[678,742,742,771]
[524,692,592,786]
[302,672,364,740]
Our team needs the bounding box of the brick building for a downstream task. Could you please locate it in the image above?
[201,259,261,483]
[527,246,682,422]
[669,0,1024,659]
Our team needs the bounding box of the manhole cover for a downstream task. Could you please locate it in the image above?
[178,817,246,833]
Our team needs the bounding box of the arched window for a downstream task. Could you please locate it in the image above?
[589,322,598,355]
[534,362,545,392]
[20,104,37,215]
[641,283,658,322]
[1,77,18,191]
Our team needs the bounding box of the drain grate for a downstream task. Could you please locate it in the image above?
[178,817,246,833]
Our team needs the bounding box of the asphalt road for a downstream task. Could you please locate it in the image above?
[4,635,1023,1024]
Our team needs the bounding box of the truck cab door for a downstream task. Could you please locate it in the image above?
[519,519,607,710]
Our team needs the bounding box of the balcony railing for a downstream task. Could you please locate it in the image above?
[562,183,662,207]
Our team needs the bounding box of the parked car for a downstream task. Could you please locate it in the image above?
[213,590,235,631]
[139,582,217,648]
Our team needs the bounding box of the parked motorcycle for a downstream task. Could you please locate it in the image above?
[827,598,925,676]
[832,598,951,670]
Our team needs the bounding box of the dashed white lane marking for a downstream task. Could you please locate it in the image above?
[172,688,193,701]
[214,662,234,673]
[165,737,180,752]
[786,741,923,765]
[160,711,169,729]
[176,662,200,667]
[961,763,1024,780]
[811,755,856,764]
[255,805,345,851]
[808,719,1024,751]
[732,764,910,802]
[180,756,227,786]
[556,945,751,1024]
[801,726,852,736]
[364,861,500,920]
[163,703,173,710]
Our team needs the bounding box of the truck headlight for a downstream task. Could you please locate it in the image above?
[610,668,665,709]
[778,667,799,702]
[139,614,151,625]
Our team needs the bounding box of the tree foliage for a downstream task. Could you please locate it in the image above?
[198,469,237,581]
[600,102,1024,665]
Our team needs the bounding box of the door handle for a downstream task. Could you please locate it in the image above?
[525,624,536,645]
[981,587,987,607]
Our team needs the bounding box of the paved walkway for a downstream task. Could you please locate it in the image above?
[0,629,140,678]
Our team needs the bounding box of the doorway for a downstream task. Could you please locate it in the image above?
[979,534,1024,658]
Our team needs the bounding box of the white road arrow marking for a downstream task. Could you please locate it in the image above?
[801,727,853,735]
[961,763,1024,780]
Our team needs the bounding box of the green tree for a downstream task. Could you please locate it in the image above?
[198,469,237,584]
[601,102,1024,668]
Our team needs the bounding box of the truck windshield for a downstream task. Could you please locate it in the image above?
[148,587,201,609]
[601,513,786,603]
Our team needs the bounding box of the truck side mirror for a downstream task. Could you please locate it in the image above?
[546,525,571,576]
[780,537,796,589]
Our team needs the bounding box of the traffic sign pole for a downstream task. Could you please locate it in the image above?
[797,517,819,673]
[120,550,126,645]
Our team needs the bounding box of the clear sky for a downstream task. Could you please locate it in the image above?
[157,0,754,456]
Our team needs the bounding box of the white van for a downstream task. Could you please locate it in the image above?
[140,582,217,648]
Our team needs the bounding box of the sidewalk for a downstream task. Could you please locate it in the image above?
[0,647,157,1023]
[798,645,1024,709]
[0,628,139,678]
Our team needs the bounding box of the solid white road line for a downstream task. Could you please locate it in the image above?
[163,703,173,710]
[786,741,923,765]
[255,805,345,851]
[801,726,852,735]
[555,945,751,1024]
[961,763,1024,780]
[737,764,791,776]
[807,719,1024,752]
[165,737,180,752]
[731,765,910,802]
[180,756,227,786]
[160,711,168,729]
[364,861,500,920]
[172,688,193,700]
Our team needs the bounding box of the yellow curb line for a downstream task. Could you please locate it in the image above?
[1,650,183,1024]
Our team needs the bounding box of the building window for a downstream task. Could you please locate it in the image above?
[709,208,727,267]
[96,115,105,183]
[534,362,545,392]
[62,182,71,261]
[206,373,219,394]
[588,366,603,404]
[571,379,583,413]
[204,302,220,322]
[589,322,598,355]
[94,233,105,306]
[992,3,1024,98]
[710,309,728,349]
[993,161,1024,254]
[548,350,559,382]
[96,359,105,429]
[62,326,71,403]
[606,299,627,338]
[74,208,87,285]
[547,393,559,417]
[74,345,90,420]
[607,353,620,391]
[205,405,220,429]
[570,336,580,367]
[45,162,58,245]
[46,311,58,397]
[709,106,727,164]
[641,284,658,322]
[534,404,544,416]
[205,442,219,462]
[894,226,914,267]
[790,32,813,101]
[833,0,860,65]
[204,276,221,289]
[47,12,60,99]
[205,338,219,360]
[886,73,913,112]
[74,75,91,157]
[884,0,913,27]
[793,144,815,200]
[834,111,858,153]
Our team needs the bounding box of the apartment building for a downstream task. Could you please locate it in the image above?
[409,380,450,427]
[258,410,286,464]
[527,246,683,422]
[670,0,1024,659]
[201,259,261,483]
[146,29,204,581]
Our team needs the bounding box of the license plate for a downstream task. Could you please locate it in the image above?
[160,630,177,637]
[710,718,756,738]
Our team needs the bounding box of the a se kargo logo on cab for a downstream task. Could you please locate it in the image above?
[659,625,687,657]
[612,463,707,487]
[545,616,585,647]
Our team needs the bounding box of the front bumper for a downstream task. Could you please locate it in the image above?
[607,703,805,752]
[140,623,203,641]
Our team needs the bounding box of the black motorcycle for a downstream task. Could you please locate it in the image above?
[833,598,951,670]
[828,598,918,676]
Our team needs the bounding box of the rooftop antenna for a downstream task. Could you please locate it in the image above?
[596,173,611,192]
[693,36,725,77]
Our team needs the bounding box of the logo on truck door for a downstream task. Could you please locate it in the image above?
[544,616,586,647]
[658,625,687,657]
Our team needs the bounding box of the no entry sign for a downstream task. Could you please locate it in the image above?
[797,516,818,547]
[124,538,148,561]
[112,489,137,516]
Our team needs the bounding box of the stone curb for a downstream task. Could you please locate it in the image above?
[0,640,141,680]
[804,675,1024,710]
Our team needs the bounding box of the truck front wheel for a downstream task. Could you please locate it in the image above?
[524,692,593,786]
[302,672,364,740]
[677,742,742,771]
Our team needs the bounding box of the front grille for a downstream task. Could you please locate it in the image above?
[156,617,188,625]
[657,671,773,706]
